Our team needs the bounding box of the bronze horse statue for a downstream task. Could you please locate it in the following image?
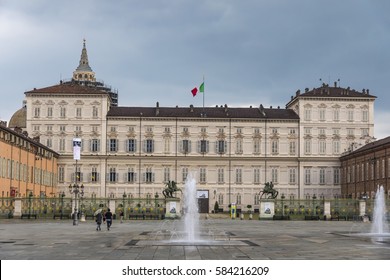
[259,182,278,199]
[162,180,182,198]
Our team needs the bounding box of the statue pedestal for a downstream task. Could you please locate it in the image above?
[259,200,275,219]
[165,198,181,219]
[13,199,22,218]
[324,201,331,220]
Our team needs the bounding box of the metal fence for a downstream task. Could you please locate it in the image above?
[0,195,388,220]
[0,195,167,220]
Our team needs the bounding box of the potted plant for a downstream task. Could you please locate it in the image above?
[214,201,219,213]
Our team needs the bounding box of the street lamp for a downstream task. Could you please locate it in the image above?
[28,191,33,219]
[60,191,65,219]
[69,183,84,226]
[281,193,285,217]
[122,192,127,220]
[155,192,159,214]
[312,194,317,217]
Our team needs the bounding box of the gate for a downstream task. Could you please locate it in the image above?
[197,190,209,213]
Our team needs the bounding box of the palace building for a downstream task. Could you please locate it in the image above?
[11,41,376,211]
[0,121,59,198]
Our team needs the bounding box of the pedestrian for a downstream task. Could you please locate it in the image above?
[95,211,103,231]
[105,208,113,230]
[120,210,124,223]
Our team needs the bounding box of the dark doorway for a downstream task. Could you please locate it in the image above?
[197,190,209,213]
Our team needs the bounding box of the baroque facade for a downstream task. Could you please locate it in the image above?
[19,41,376,211]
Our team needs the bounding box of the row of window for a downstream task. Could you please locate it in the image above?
[59,166,341,185]
[303,107,369,122]
[0,157,56,186]
[344,158,390,183]
[33,106,99,118]
[304,127,369,137]
[46,137,349,156]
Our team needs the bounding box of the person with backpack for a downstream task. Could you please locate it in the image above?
[95,211,103,231]
[105,208,113,230]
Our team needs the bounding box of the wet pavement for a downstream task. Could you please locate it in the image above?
[0,218,389,260]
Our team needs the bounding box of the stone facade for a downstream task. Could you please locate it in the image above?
[21,41,376,211]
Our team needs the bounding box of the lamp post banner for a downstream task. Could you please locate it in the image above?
[73,138,81,160]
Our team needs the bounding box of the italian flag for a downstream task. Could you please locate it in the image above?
[191,82,204,97]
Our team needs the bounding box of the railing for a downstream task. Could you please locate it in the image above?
[0,195,388,220]
[0,195,167,220]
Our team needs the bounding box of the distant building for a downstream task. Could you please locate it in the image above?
[0,122,59,197]
[340,137,390,199]
[10,40,377,211]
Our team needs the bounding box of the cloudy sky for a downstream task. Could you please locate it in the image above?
[1,0,390,138]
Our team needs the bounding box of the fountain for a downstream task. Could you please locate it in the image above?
[134,172,247,247]
[342,185,390,243]
[183,172,200,241]
[370,186,389,241]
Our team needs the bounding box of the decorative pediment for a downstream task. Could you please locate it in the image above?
[74,100,85,105]
[318,103,327,108]
[58,100,68,106]
[32,100,42,105]
[346,104,355,109]
[90,101,101,106]
[46,100,55,105]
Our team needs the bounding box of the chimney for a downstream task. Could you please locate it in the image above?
[224,104,228,112]
[155,102,160,116]
[190,104,194,112]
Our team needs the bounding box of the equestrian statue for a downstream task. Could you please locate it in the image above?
[162,180,182,198]
[259,181,278,199]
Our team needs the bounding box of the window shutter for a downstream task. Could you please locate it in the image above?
[188,140,192,153]
[125,139,129,152]
[142,172,146,182]
[215,141,218,153]
[197,140,201,153]
[152,173,155,182]
[134,140,137,153]
[224,141,227,154]
[179,140,183,153]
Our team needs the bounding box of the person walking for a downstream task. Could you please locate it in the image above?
[105,208,113,230]
[120,210,124,223]
[95,211,103,231]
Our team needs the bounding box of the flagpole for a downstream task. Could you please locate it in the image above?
[202,75,205,116]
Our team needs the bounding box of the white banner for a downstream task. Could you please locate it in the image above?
[73,138,81,160]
